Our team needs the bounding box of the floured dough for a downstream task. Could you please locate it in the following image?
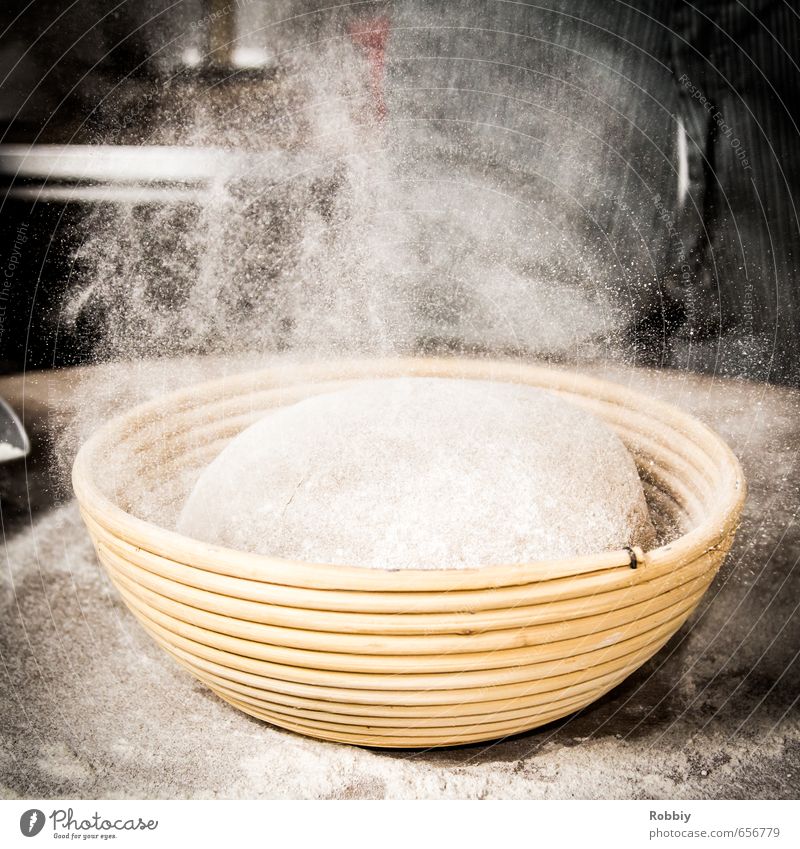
[178,377,655,569]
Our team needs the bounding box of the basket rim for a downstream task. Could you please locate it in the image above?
[71,356,747,591]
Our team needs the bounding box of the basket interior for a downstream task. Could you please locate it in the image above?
[91,369,708,557]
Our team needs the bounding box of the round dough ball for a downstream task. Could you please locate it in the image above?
[177,377,655,569]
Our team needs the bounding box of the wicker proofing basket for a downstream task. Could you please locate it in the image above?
[72,358,746,748]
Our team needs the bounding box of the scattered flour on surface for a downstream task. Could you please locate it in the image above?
[178,377,655,569]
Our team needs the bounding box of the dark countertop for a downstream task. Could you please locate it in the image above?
[1,359,798,799]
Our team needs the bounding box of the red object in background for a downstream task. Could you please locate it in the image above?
[348,16,390,123]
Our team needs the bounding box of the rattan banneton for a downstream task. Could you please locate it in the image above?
[72,358,746,748]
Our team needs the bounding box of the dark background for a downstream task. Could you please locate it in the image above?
[0,0,798,383]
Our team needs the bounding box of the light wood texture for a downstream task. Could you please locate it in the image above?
[72,357,746,747]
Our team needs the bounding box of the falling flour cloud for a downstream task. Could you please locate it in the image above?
[57,9,677,521]
[62,11,670,369]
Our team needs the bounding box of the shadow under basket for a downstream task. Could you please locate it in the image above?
[72,358,746,748]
